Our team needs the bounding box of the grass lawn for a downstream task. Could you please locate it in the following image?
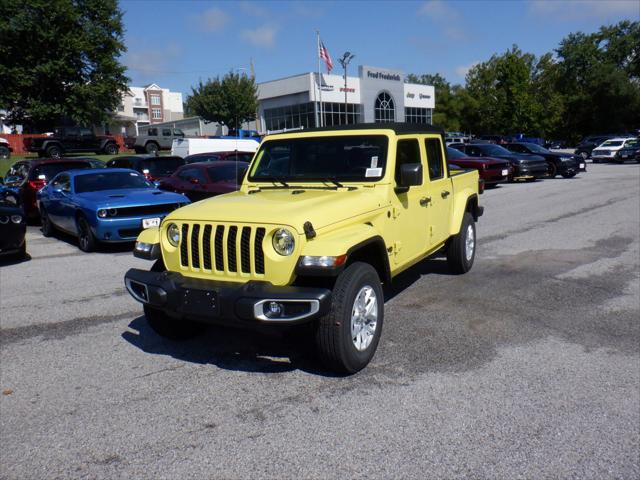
[0,152,171,177]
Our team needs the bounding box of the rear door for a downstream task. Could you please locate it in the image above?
[161,128,173,149]
[424,136,453,247]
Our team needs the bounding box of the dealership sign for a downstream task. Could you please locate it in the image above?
[366,70,401,81]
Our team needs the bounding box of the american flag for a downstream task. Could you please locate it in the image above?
[318,40,333,73]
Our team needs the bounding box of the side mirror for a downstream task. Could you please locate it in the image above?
[396,163,422,193]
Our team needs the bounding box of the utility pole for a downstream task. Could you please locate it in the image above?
[338,52,355,125]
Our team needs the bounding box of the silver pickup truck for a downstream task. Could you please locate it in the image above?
[126,127,185,154]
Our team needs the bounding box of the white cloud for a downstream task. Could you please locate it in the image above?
[455,61,479,78]
[528,0,638,20]
[240,26,278,48]
[198,7,230,32]
[418,0,461,20]
[124,43,182,77]
[238,1,270,18]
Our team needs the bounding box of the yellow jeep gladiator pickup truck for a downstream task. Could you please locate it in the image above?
[125,123,483,373]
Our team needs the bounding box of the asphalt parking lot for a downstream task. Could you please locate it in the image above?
[1,163,639,479]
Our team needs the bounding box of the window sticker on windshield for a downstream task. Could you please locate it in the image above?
[371,156,378,168]
[365,167,382,178]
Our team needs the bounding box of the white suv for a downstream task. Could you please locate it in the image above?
[591,137,638,163]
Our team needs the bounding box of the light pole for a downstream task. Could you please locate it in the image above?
[338,52,355,125]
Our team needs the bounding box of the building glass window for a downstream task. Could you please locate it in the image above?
[152,108,162,120]
[374,92,395,123]
[150,94,161,105]
[320,102,360,127]
[404,107,433,124]
[263,102,317,132]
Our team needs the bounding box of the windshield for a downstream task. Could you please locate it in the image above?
[601,141,623,147]
[249,135,389,182]
[138,157,184,175]
[447,147,466,160]
[32,162,91,180]
[522,143,549,154]
[208,164,248,182]
[480,145,512,156]
[74,172,153,193]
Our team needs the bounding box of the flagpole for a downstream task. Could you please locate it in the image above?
[317,30,323,128]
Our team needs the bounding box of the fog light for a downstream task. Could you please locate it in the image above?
[10,215,23,224]
[267,301,283,317]
[135,241,152,253]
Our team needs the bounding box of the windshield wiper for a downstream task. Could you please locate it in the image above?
[322,177,344,188]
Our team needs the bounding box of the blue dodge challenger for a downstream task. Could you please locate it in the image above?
[37,168,189,252]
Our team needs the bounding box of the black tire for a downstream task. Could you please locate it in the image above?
[0,146,10,159]
[46,145,62,158]
[145,142,159,154]
[546,162,557,178]
[76,215,96,252]
[143,259,205,340]
[104,143,119,155]
[446,212,476,274]
[561,171,577,178]
[40,208,54,237]
[315,262,384,374]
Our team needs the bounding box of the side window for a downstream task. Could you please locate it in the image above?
[106,160,116,168]
[177,168,197,181]
[424,138,444,180]
[467,146,481,157]
[162,129,172,137]
[509,144,524,153]
[66,127,79,137]
[173,129,184,137]
[60,175,71,192]
[147,128,157,136]
[395,139,421,185]
[79,128,92,137]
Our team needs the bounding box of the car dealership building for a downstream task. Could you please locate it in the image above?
[257,65,435,132]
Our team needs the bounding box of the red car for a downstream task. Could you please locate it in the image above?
[184,151,255,164]
[447,147,510,187]
[3,158,93,219]
[158,161,249,202]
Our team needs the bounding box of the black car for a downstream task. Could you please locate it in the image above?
[451,143,548,181]
[505,142,585,178]
[23,126,120,158]
[0,184,27,260]
[105,155,185,183]
[614,143,640,163]
[574,135,616,160]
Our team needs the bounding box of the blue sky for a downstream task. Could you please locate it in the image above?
[120,0,639,96]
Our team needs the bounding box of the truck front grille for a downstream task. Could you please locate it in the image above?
[179,223,267,277]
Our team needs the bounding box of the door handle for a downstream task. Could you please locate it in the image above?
[441,190,450,198]
[420,197,431,207]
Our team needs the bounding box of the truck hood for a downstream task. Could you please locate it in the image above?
[168,187,384,233]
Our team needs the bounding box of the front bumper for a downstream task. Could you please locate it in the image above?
[513,163,548,179]
[93,215,169,242]
[124,268,332,326]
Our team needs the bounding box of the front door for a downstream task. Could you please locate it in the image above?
[423,136,452,248]
[388,137,429,266]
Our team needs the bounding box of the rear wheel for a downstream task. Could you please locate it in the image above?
[446,212,476,274]
[561,171,577,178]
[546,162,557,178]
[0,146,10,159]
[40,208,54,237]
[76,215,96,252]
[145,142,159,154]
[46,145,62,158]
[315,262,384,374]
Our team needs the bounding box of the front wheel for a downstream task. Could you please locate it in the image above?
[40,208,54,237]
[77,216,96,252]
[561,171,577,178]
[546,162,557,178]
[446,212,476,274]
[315,262,384,374]
[46,145,62,159]
[0,146,10,159]
[104,143,119,155]
[145,142,159,154]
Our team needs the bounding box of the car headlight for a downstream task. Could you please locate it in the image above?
[272,228,295,256]
[10,215,22,224]
[97,209,107,218]
[108,208,117,217]
[167,223,180,246]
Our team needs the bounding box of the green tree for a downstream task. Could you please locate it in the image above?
[0,0,129,131]
[406,73,464,131]
[555,20,640,141]
[186,72,258,129]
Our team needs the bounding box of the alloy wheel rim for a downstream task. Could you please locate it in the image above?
[350,285,378,351]
[465,224,475,261]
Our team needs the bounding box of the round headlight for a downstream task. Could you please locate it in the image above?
[272,228,295,256]
[97,209,107,218]
[10,215,23,224]
[108,208,118,217]
[167,223,180,247]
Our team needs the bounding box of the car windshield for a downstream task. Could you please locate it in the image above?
[138,157,184,175]
[249,135,389,182]
[601,141,623,147]
[447,147,466,160]
[224,152,254,163]
[74,172,153,193]
[32,162,91,180]
[207,164,248,182]
[521,143,550,154]
[480,145,512,156]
